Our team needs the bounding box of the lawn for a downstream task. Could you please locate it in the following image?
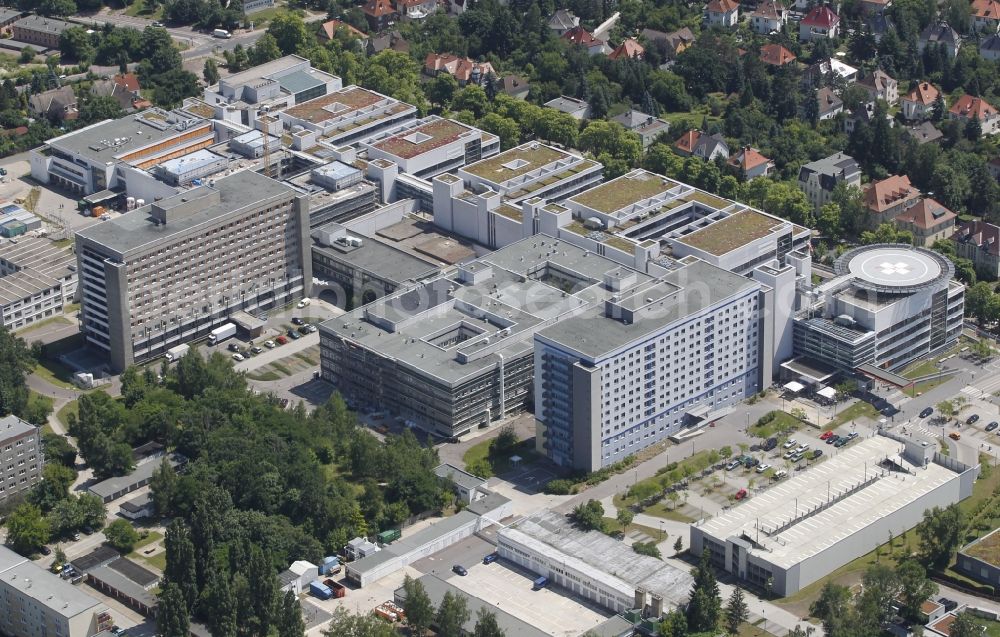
[641,500,696,523]
[827,401,879,428]
[902,359,939,379]
[738,621,782,637]
[124,0,164,19]
[601,517,669,542]
[133,550,167,572]
[749,411,801,439]
[614,449,719,509]
[34,359,78,390]
[247,370,282,381]
[132,530,162,552]
[56,399,78,428]
[15,315,72,335]
[27,390,53,422]
[461,436,537,477]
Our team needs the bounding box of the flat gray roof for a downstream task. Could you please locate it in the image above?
[0,546,104,619]
[89,455,182,500]
[537,258,758,359]
[89,563,157,607]
[13,15,72,35]
[0,236,75,280]
[350,511,479,575]
[220,54,307,88]
[697,436,964,569]
[46,110,207,164]
[119,492,152,513]
[0,269,58,305]
[279,69,324,95]
[0,415,38,443]
[76,171,295,257]
[107,557,159,587]
[313,235,438,286]
[500,510,693,607]
[434,463,486,491]
[397,575,551,637]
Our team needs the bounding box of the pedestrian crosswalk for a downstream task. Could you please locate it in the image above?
[911,424,940,439]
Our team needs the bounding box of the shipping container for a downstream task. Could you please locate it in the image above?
[377,529,401,545]
[323,578,347,598]
[309,580,333,600]
[319,556,340,576]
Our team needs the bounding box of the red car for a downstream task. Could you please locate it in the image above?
[276,335,288,345]
[819,430,834,440]
[734,488,748,500]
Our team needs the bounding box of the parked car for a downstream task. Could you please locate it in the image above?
[834,438,849,448]
[783,439,797,449]
[987,422,999,432]
[297,298,311,308]
[228,342,241,352]
[734,488,748,500]
[725,460,741,471]
[276,336,288,345]
[920,407,934,418]
[82,526,93,535]
[287,330,301,340]
[812,449,824,460]
[292,317,305,325]
[949,432,962,440]
[820,430,834,440]
[790,452,805,462]
[763,437,778,451]
[232,353,244,362]
[846,431,859,440]
[755,463,772,474]
[264,340,276,348]
[72,532,81,541]
[774,469,787,479]
[452,565,468,576]
[306,324,317,333]
[795,443,809,453]
[967,414,980,425]
[39,546,51,556]
[250,346,263,354]
[483,553,498,564]
[826,435,840,445]
[783,449,796,459]
[298,326,310,335]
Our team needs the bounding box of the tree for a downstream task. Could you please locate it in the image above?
[936,400,957,423]
[725,586,749,634]
[0,327,34,419]
[164,519,198,611]
[436,591,470,637]
[896,560,938,621]
[31,462,75,510]
[951,613,985,637]
[674,537,683,553]
[249,33,282,66]
[916,505,964,570]
[276,589,305,637]
[324,607,396,637]
[403,574,434,635]
[478,113,520,150]
[157,583,191,637]
[426,73,459,108]
[810,581,851,635]
[658,609,687,637]
[203,59,219,85]
[571,499,605,531]
[79,96,125,125]
[267,13,310,55]
[60,27,95,63]
[686,549,721,632]
[617,507,634,530]
[39,0,77,16]
[633,541,662,558]
[19,46,35,64]
[473,608,506,637]
[150,457,178,516]
[5,503,51,555]
[104,519,141,553]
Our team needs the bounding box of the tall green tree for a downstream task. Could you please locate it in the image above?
[157,583,191,637]
[203,59,220,85]
[104,519,140,553]
[951,613,986,637]
[164,519,198,611]
[199,558,236,637]
[5,503,50,554]
[916,505,964,570]
[436,591,470,637]
[686,549,721,632]
[0,327,34,418]
[323,607,396,637]
[403,574,434,635]
[247,546,278,637]
[473,608,505,637]
[896,560,938,621]
[276,589,305,637]
[725,586,749,634]
[810,581,852,635]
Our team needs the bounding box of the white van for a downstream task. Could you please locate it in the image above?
[212,28,231,38]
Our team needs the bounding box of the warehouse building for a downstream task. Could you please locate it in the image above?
[791,244,964,375]
[497,510,693,615]
[0,545,113,637]
[0,415,43,505]
[155,149,229,186]
[89,454,184,503]
[75,171,311,371]
[690,433,978,596]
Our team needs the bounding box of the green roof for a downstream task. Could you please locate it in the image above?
[679,209,784,256]
[570,171,676,214]
[462,144,568,183]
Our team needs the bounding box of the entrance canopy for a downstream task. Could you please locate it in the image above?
[783,381,805,393]
[816,386,837,400]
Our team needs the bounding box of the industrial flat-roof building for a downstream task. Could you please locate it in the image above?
[89,454,184,503]
[278,85,417,148]
[0,415,43,505]
[690,433,977,596]
[0,545,113,637]
[498,510,693,615]
[359,116,500,179]
[0,236,78,332]
[74,171,311,371]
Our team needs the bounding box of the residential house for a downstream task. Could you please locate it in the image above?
[972,0,1000,34]
[543,96,591,120]
[760,43,796,66]
[27,86,76,122]
[865,12,895,42]
[547,9,579,35]
[919,22,961,58]
[367,30,409,55]
[857,69,898,105]
[727,146,774,179]
[797,152,862,210]
[674,130,730,160]
[362,0,398,32]
[704,0,740,29]
[91,73,143,112]
[949,94,1000,136]
[609,38,644,60]
[561,25,608,54]
[611,110,670,148]
[802,58,858,89]
[816,86,844,119]
[424,53,496,86]
[844,101,894,134]
[750,0,788,34]
[500,75,530,100]
[863,174,921,225]
[903,121,943,144]
[396,0,436,20]
[901,81,939,121]
[860,0,890,14]
[640,27,695,59]
[954,220,1000,279]
[799,5,840,41]
[980,34,1000,61]
[893,198,956,246]
[319,19,368,43]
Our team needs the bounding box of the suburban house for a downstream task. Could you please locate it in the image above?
[727,146,775,179]
[919,22,961,58]
[954,220,1000,279]
[319,19,368,43]
[90,73,144,112]
[396,0,437,19]
[544,96,592,120]
[949,94,1000,136]
[799,5,840,41]
[611,110,670,148]
[865,12,895,42]
[972,0,1000,34]
[27,86,77,122]
[362,0,398,32]
[704,0,740,28]
[981,34,1000,60]
[424,53,496,86]
[857,69,898,106]
[901,82,939,121]
[750,0,788,34]
[609,38,644,60]
[367,30,409,55]
[500,75,530,100]
[674,130,730,160]
[860,0,890,14]
[903,121,943,145]
[844,101,894,135]
[802,58,858,89]
[641,27,695,58]
[547,9,579,35]
[797,152,862,210]
[816,86,844,119]
[561,25,609,55]
[893,198,956,246]
[759,43,796,66]
[863,174,921,225]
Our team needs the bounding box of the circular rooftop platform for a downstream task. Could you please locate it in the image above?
[834,244,954,294]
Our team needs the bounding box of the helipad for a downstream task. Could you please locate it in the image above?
[834,244,952,293]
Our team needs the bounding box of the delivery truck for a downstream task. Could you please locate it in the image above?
[208,323,236,345]
[164,343,189,362]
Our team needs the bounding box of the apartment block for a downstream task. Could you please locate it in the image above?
[0,237,77,332]
[74,171,311,372]
[11,15,72,49]
[0,415,43,505]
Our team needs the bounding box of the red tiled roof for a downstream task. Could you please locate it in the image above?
[727,146,771,171]
[802,5,839,27]
[674,130,701,154]
[319,19,366,40]
[863,175,921,214]
[759,43,796,65]
[904,82,939,106]
[972,0,1000,20]
[363,0,397,18]
[608,38,644,60]
[113,73,140,93]
[562,25,601,46]
[706,0,739,12]
[955,220,1000,256]
[424,53,496,82]
[895,198,956,229]
[949,94,998,120]
[752,0,785,19]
